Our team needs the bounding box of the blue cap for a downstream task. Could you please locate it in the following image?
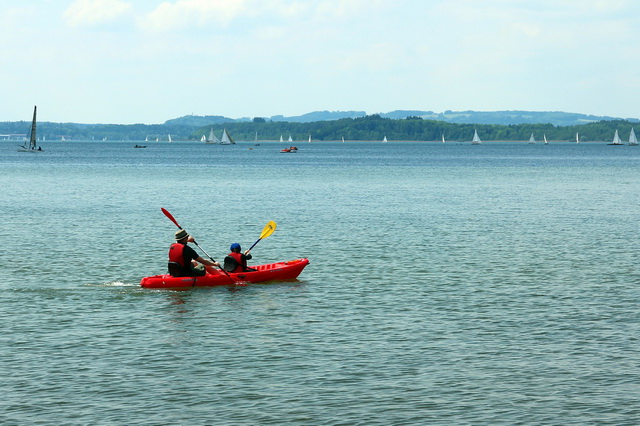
[230,243,241,251]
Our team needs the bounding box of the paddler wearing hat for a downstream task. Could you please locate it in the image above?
[168,229,220,277]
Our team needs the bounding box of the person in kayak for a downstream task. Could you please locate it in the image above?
[168,229,220,277]
[223,243,256,272]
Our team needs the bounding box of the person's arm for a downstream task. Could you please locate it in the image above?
[196,256,219,267]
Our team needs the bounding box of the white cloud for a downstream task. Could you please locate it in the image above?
[138,0,388,33]
[64,0,132,27]
[138,0,254,32]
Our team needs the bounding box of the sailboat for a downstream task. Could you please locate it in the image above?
[382,136,388,143]
[200,135,206,142]
[544,134,548,145]
[220,129,235,144]
[576,132,580,143]
[442,134,445,144]
[308,135,312,143]
[342,136,345,143]
[280,135,284,143]
[471,129,482,145]
[528,133,536,144]
[205,128,220,144]
[628,128,638,146]
[607,130,623,145]
[18,106,42,152]
[168,134,173,143]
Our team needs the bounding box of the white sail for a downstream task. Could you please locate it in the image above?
[308,135,312,143]
[201,135,206,142]
[543,134,548,144]
[472,129,482,144]
[629,128,638,146]
[220,128,235,144]
[168,134,172,143]
[288,135,293,142]
[529,133,536,144]
[382,136,387,143]
[576,132,579,143]
[342,136,345,143]
[607,129,623,145]
[206,128,220,144]
[442,134,445,143]
[280,135,284,143]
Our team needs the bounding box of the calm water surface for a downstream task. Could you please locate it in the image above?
[1,141,639,424]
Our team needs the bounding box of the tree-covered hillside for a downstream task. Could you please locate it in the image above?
[193,115,639,143]
[1,113,638,142]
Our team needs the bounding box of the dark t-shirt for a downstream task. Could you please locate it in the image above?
[182,244,199,264]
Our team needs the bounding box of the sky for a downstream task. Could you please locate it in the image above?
[2,0,640,124]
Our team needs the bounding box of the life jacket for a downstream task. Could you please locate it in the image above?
[226,251,244,273]
[168,243,187,276]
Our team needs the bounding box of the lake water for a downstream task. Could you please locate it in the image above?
[1,140,639,424]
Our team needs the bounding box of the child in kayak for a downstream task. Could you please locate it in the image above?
[223,243,257,272]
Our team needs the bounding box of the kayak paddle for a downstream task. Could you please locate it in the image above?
[160,207,235,282]
[247,220,277,252]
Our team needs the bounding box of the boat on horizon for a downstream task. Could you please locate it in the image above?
[607,130,623,145]
[471,129,482,145]
[529,133,536,144]
[220,129,235,145]
[205,128,220,144]
[17,106,43,152]
[629,128,638,146]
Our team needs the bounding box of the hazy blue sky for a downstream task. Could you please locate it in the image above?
[2,0,639,124]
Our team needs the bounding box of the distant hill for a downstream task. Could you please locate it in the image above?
[164,115,245,126]
[269,110,366,123]
[1,109,638,141]
[166,110,638,127]
[386,110,638,126]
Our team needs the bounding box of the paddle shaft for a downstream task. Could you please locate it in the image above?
[247,239,262,252]
[160,208,236,282]
[161,208,217,261]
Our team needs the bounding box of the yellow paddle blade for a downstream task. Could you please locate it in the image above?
[259,220,277,239]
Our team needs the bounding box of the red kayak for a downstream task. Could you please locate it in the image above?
[140,258,309,289]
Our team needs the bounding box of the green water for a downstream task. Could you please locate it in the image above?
[1,141,639,424]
